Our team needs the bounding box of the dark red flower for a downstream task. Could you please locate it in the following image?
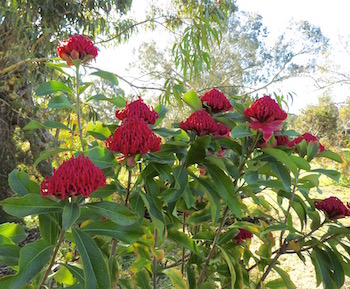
[180,110,218,136]
[57,35,98,66]
[288,133,325,152]
[116,97,158,125]
[234,228,253,244]
[276,135,290,146]
[40,154,106,200]
[213,123,231,138]
[106,117,162,156]
[201,88,232,113]
[244,96,287,142]
[314,196,350,220]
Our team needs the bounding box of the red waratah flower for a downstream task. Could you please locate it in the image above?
[115,97,158,125]
[201,88,232,113]
[314,196,350,220]
[40,154,106,200]
[213,123,231,138]
[180,110,218,136]
[106,117,162,156]
[276,135,290,146]
[244,96,287,142]
[57,35,98,66]
[234,228,253,244]
[288,132,325,152]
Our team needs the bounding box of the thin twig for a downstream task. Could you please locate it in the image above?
[153,228,158,289]
[75,66,85,151]
[0,57,53,75]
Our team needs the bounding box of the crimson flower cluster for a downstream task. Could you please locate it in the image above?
[57,35,98,66]
[234,228,253,244]
[180,110,230,137]
[257,135,290,148]
[315,197,350,220]
[40,154,106,199]
[288,132,325,152]
[115,97,159,125]
[244,96,287,142]
[106,98,162,165]
[201,88,232,113]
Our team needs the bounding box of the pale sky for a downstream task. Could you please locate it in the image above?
[95,0,350,114]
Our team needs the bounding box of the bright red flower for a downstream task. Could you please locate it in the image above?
[244,96,287,142]
[234,228,253,244]
[201,88,232,113]
[288,132,325,152]
[116,97,159,125]
[57,35,98,66]
[106,117,162,156]
[180,110,218,136]
[40,154,106,200]
[213,123,231,138]
[314,196,350,220]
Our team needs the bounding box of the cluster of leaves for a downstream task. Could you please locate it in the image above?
[0,58,349,289]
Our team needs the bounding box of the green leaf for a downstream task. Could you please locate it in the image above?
[231,123,252,138]
[86,94,126,107]
[185,136,211,166]
[53,266,74,285]
[0,240,53,289]
[81,220,143,244]
[48,94,75,110]
[273,266,296,289]
[36,81,73,96]
[183,89,202,111]
[269,161,291,192]
[87,146,119,169]
[90,184,116,198]
[187,206,212,224]
[1,194,64,217]
[39,213,60,245]
[312,168,341,182]
[0,244,20,266]
[34,148,73,168]
[265,278,288,288]
[91,69,119,86]
[316,151,342,163]
[133,269,152,289]
[162,166,188,203]
[290,155,310,171]
[62,203,80,231]
[0,223,27,244]
[8,169,40,196]
[262,148,298,177]
[85,201,139,226]
[23,120,70,131]
[186,265,197,289]
[217,245,236,289]
[168,228,200,255]
[87,121,111,140]
[63,264,85,288]
[72,227,111,289]
[163,268,189,289]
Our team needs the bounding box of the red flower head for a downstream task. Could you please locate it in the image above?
[213,123,231,138]
[244,96,287,142]
[201,88,232,113]
[314,196,350,220]
[288,133,325,152]
[116,97,159,125]
[276,135,290,146]
[57,35,98,66]
[40,154,106,200]
[106,117,162,156]
[234,228,253,244]
[180,110,218,136]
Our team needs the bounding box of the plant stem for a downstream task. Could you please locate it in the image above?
[75,65,85,151]
[124,169,132,207]
[38,228,65,289]
[197,205,229,285]
[181,212,186,275]
[255,249,283,289]
[153,228,158,289]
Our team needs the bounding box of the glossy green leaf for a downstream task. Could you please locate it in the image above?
[265,278,288,288]
[1,194,64,217]
[217,245,236,289]
[290,155,310,171]
[81,220,143,244]
[231,123,252,138]
[54,266,74,285]
[133,269,152,289]
[168,228,200,255]
[72,227,111,289]
[163,268,188,289]
[86,94,126,107]
[8,169,40,196]
[34,148,73,168]
[23,120,70,131]
[36,81,73,96]
[312,168,341,182]
[183,89,202,111]
[273,266,296,289]
[62,203,80,231]
[39,213,60,245]
[0,223,27,244]
[185,136,211,166]
[87,146,119,169]
[262,148,298,176]
[48,94,75,110]
[90,69,119,86]
[90,184,116,198]
[187,206,212,224]
[0,240,53,289]
[63,264,85,288]
[316,151,342,163]
[85,201,139,226]
[87,121,111,140]
[269,161,291,192]
[162,166,188,203]
[0,244,20,266]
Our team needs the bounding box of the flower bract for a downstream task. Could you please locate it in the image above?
[288,132,325,152]
[40,154,106,199]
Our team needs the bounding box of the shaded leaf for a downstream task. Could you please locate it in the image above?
[8,169,40,196]
[36,81,73,96]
